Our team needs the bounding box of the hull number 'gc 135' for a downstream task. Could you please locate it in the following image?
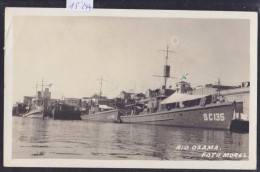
[203,113,225,121]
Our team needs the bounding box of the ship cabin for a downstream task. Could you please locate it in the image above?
[159,93,215,111]
[125,93,219,116]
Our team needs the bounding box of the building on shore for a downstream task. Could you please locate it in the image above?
[64,98,81,108]
[81,95,114,108]
[145,89,159,98]
[81,97,92,107]
[49,98,60,106]
[120,91,133,100]
[119,91,135,104]
[133,93,146,101]
[23,96,34,106]
[191,83,240,95]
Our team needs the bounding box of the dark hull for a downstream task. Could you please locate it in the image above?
[229,119,249,133]
[53,110,81,120]
[81,109,119,123]
[120,102,238,130]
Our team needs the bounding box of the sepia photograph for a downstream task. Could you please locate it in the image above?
[4,8,257,169]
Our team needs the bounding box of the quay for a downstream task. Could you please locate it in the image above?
[13,79,250,132]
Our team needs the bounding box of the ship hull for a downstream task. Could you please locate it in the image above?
[81,109,119,123]
[120,102,239,130]
[53,110,81,120]
[23,107,44,118]
[23,112,43,118]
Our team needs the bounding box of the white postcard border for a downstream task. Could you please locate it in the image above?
[4,8,258,169]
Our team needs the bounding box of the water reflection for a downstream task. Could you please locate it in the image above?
[12,117,248,160]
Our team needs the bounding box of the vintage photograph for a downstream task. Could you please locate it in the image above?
[4,8,257,169]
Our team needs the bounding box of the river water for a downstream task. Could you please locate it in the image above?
[12,117,249,160]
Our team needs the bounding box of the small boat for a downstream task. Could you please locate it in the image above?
[81,76,120,123]
[52,103,81,120]
[81,105,120,123]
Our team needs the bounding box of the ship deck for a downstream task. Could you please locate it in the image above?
[121,101,241,118]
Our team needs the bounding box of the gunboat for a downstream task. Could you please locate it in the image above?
[120,45,243,130]
[120,93,242,130]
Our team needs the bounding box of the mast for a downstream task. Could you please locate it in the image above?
[35,84,38,98]
[217,78,220,96]
[158,45,174,89]
[100,76,103,97]
[41,78,44,105]
[98,76,106,97]
[165,45,169,88]
[41,78,44,93]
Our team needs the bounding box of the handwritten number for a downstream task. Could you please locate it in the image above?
[82,3,92,11]
[69,1,92,11]
[75,2,80,9]
[84,3,90,11]
[81,3,87,10]
[89,4,92,11]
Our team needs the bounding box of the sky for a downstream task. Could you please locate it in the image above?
[12,16,250,103]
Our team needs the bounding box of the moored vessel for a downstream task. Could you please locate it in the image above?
[23,106,44,118]
[22,79,53,119]
[81,105,120,123]
[120,94,242,130]
[52,103,81,120]
[119,45,244,130]
[23,105,53,119]
[81,76,120,123]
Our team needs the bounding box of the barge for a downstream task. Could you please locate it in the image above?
[52,103,81,120]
